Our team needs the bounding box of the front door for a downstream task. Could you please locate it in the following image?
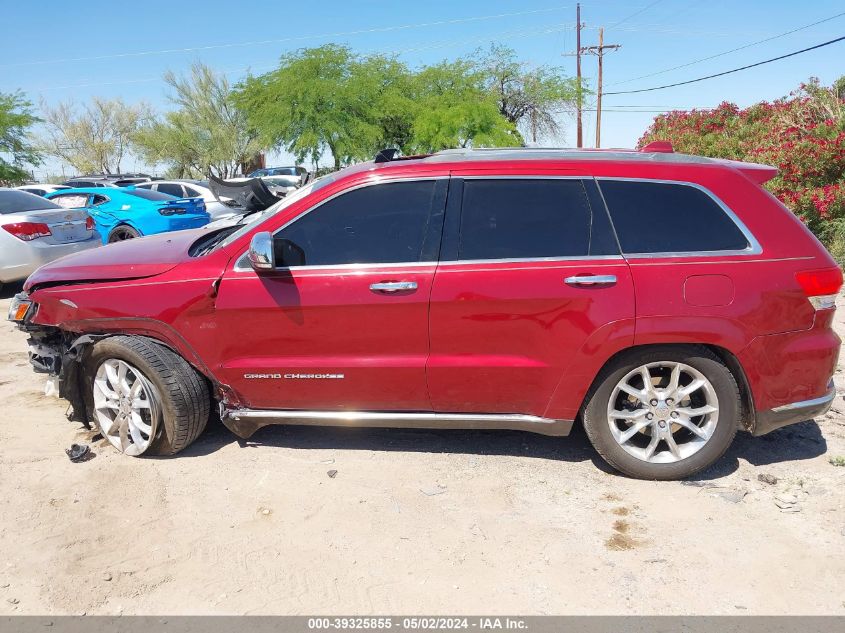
[427,175,635,418]
[214,178,447,412]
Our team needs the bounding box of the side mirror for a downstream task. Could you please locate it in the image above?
[248,231,275,271]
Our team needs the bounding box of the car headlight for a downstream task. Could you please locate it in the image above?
[8,293,34,322]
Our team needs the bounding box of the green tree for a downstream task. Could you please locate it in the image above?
[134,63,261,178]
[235,44,519,169]
[473,44,581,143]
[407,60,517,152]
[0,91,41,185]
[40,97,152,174]
[235,45,388,170]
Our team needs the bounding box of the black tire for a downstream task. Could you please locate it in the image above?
[108,225,141,242]
[582,345,740,480]
[84,335,210,456]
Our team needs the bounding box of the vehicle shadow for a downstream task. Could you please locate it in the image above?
[184,416,598,465]
[0,281,25,299]
[691,419,827,480]
[181,414,829,479]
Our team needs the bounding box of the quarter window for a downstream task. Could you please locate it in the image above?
[157,183,185,197]
[598,180,751,254]
[51,194,89,209]
[275,180,440,266]
[458,179,611,260]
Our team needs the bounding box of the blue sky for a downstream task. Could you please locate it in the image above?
[2,0,844,175]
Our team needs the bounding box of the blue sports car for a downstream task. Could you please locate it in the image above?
[45,186,210,244]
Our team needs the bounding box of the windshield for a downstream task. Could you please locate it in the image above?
[125,189,176,201]
[213,175,335,252]
[0,190,62,214]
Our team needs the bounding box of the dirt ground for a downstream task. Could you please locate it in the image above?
[0,281,844,616]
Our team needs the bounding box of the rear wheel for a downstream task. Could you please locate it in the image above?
[582,346,739,480]
[107,225,141,242]
[84,336,210,456]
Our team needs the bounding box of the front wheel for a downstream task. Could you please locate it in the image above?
[582,346,740,480]
[84,336,210,456]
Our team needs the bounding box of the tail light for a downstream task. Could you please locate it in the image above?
[85,216,95,230]
[2,222,52,241]
[159,207,186,216]
[796,267,843,310]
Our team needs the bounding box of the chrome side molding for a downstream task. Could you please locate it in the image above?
[220,408,574,439]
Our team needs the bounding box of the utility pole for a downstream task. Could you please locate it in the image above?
[575,3,583,148]
[580,27,620,148]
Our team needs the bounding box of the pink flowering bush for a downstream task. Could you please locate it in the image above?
[638,77,845,259]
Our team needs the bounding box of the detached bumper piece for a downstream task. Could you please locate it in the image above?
[754,380,836,436]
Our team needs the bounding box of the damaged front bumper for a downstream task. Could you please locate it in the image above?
[8,294,98,427]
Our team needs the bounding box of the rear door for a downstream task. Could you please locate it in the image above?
[427,174,635,418]
[213,177,448,412]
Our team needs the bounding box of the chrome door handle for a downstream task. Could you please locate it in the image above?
[564,274,617,286]
[369,281,418,293]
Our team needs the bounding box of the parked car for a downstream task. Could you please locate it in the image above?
[247,165,308,187]
[133,180,241,221]
[15,184,71,197]
[0,188,99,291]
[45,187,210,244]
[63,173,156,188]
[9,145,842,479]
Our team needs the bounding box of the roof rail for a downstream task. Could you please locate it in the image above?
[640,141,674,153]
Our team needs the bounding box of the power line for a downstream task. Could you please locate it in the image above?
[607,0,666,30]
[31,22,577,92]
[605,35,845,95]
[606,10,845,87]
[0,5,577,69]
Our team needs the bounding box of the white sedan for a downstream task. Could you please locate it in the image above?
[134,180,240,221]
[0,188,100,290]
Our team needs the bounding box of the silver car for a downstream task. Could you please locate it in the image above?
[0,188,100,290]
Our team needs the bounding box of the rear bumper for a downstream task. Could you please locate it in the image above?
[0,233,101,284]
[753,380,836,436]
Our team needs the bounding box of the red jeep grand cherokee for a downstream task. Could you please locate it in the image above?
[8,146,842,480]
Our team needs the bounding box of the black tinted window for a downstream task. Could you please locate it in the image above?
[277,181,438,266]
[458,179,602,260]
[599,180,750,254]
[0,190,61,214]
[125,189,175,201]
[157,183,185,197]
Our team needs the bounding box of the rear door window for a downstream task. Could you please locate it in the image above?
[456,178,616,260]
[598,180,751,255]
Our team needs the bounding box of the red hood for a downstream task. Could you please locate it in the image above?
[25,229,203,290]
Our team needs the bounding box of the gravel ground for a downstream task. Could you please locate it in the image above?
[0,281,843,615]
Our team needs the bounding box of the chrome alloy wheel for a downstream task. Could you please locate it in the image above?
[606,361,719,464]
[93,359,160,456]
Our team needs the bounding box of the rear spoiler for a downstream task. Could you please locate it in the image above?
[709,158,778,185]
[207,174,282,212]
